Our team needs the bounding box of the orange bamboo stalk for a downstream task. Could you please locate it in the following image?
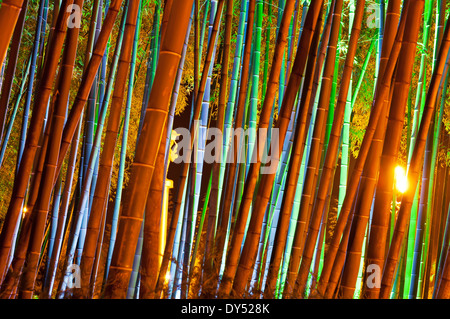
[0,0,74,284]
[139,121,168,299]
[0,0,122,283]
[360,0,403,300]
[338,0,418,299]
[0,0,28,141]
[159,0,173,45]
[103,0,194,298]
[0,0,24,67]
[0,209,32,298]
[384,8,450,298]
[154,0,225,297]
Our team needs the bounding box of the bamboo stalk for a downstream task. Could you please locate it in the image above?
[383,8,450,298]
[0,0,28,143]
[0,0,74,287]
[266,0,331,299]
[103,0,194,298]
[0,0,122,284]
[153,0,226,298]
[0,0,25,68]
[294,0,366,298]
[206,0,249,295]
[200,0,234,298]
[223,0,323,298]
[78,0,141,299]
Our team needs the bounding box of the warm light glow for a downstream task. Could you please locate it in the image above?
[22,207,28,218]
[395,166,408,193]
[165,271,171,282]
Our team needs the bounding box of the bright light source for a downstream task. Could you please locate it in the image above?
[165,272,171,282]
[22,207,28,218]
[395,166,408,193]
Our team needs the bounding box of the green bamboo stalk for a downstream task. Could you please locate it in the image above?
[208,0,249,294]
[245,0,262,175]
[418,0,447,298]
[139,1,161,135]
[406,0,434,299]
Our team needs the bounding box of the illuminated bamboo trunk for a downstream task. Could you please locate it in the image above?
[139,121,168,299]
[206,0,249,294]
[294,0,366,297]
[0,0,25,68]
[221,0,323,298]
[0,0,27,143]
[200,0,233,298]
[103,0,194,298]
[0,0,122,283]
[360,0,403,300]
[0,0,74,293]
[383,8,450,298]
[266,0,331,298]
[140,4,191,300]
[317,0,415,297]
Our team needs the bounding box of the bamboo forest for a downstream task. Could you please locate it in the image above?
[0,0,450,301]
